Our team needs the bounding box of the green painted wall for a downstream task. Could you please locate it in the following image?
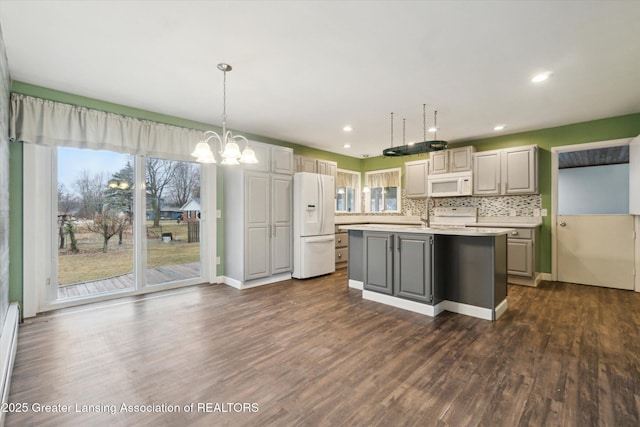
[362,113,640,275]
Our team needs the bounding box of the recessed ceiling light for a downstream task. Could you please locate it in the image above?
[493,124,506,131]
[428,127,437,133]
[343,125,353,132]
[343,143,351,148]
[531,71,552,83]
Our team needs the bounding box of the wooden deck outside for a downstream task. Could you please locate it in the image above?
[57,262,201,300]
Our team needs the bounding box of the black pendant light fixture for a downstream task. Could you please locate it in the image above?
[382,104,448,157]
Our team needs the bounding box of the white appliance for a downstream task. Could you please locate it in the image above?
[430,207,478,227]
[293,172,336,279]
[427,171,473,197]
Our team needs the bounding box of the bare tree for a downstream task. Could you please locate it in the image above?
[85,209,129,253]
[168,162,200,208]
[145,158,176,227]
[73,170,107,218]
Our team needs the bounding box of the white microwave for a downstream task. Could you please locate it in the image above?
[427,171,473,197]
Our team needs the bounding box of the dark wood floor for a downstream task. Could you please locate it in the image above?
[7,270,640,426]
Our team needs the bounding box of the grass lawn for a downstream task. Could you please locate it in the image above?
[58,220,200,286]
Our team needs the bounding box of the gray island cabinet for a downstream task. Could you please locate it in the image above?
[342,224,511,321]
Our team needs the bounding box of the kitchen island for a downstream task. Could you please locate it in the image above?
[340,224,514,321]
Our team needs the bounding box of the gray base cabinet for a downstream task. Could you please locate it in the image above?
[363,231,433,303]
[394,234,433,303]
[363,232,394,295]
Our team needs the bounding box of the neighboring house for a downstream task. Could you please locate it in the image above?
[180,198,200,222]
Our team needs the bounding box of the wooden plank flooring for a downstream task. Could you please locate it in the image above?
[7,270,640,426]
[57,262,200,299]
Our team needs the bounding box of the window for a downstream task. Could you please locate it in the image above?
[364,168,401,213]
[335,169,361,213]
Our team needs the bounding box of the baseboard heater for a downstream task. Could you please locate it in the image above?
[0,303,20,426]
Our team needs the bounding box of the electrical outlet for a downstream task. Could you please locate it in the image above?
[216,210,222,219]
[533,208,541,217]
[541,209,548,217]
[216,257,221,265]
[509,209,517,217]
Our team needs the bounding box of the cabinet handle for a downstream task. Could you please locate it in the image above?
[337,238,342,243]
[338,253,342,258]
[511,231,518,236]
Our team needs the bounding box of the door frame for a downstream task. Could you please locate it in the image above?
[551,137,633,285]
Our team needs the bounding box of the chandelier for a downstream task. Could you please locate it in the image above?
[191,63,258,165]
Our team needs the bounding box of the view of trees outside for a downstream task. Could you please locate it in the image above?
[57,148,201,297]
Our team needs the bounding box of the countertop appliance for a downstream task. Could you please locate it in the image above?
[427,171,473,197]
[430,207,478,227]
[293,172,335,279]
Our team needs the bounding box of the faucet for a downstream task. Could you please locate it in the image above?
[421,197,432,228]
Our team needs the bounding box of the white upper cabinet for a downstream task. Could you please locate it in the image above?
[473,150,502,195]
[429,151,449,175]
[502,145,538,194]
[449,146,475,172]
[473,145,538,196]
[405,159,429,199]
[244,142,293,175]
[429,146,475,174]
[294,155,317,173]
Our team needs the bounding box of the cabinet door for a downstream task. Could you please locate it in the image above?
[449,146,474,172]
[363,232,393,295]
[503,146,537,194]
[394,234,432,303]
[271,175,293,274]
[327,161,337,182]
[473,150,501,195]
[405,160,429,199]
[507,239,533,277]
[245,172,270,280]
[317,160,328,175]
[429,151,449,174]
[299,156,317,173]
[243,141,270,173]
[272,146,294,175]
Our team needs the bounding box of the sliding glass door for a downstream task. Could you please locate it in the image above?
[144,157,201,285]
[54,148,204,303]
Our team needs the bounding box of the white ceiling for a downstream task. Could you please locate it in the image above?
[1,0,639,158]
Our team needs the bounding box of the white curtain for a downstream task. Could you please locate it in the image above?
[367,170,400,188]
[9,93,205,161]
[337,170,359,188]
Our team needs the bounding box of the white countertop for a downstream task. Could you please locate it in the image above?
[339,223,515,237]
[335,215,542,229]
[335,215,422,225]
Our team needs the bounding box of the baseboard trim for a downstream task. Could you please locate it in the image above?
[1,303,20,426]
[222,273,292,290]
[348,280,363,290]
[361,290,502,321]
[539,273,552,282]
[363,291,436,316]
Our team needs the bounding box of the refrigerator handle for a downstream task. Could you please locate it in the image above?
[318,175,324,233]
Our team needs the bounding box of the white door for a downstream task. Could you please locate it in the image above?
[555,140,634,290]
[557,215,634,289]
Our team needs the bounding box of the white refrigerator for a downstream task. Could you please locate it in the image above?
[293,172,336,279]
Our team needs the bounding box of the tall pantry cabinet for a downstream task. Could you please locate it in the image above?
[223,141,294,288]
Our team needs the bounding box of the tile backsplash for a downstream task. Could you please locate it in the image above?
[336,191,542,219]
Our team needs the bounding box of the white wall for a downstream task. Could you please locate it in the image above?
[558,164,629,215]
